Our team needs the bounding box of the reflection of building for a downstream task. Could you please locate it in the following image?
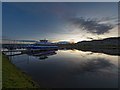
[27,50,57,60]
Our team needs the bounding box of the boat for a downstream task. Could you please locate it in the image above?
[26,39,58,50]
[4,51,22,56]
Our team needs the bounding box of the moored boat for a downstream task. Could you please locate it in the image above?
[26,39,58,50]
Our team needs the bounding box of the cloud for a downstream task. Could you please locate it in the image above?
[86,37,94,40]
[100,17,117,22]
[68,17,114,35]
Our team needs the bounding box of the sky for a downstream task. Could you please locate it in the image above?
[2,2,118,43]
[1,0,120,2]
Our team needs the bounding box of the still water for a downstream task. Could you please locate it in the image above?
[9,50,118,88]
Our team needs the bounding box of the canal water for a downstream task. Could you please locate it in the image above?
[9,50,118,88]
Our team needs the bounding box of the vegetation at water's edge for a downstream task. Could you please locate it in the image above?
[0,53,2,89]
[2,54,40,88]
[58,37,120,55]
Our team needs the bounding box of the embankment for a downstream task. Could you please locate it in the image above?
[2,54,39,88]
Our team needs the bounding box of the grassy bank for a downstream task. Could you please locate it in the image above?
[2,54,39,88]
[0,53,2,89]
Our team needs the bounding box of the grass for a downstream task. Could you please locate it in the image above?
[2,54,39,88]
[0,53,2,89]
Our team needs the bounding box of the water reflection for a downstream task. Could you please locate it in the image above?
[10,49,118,88]
[71,58,116,73]
[26,50,57,60]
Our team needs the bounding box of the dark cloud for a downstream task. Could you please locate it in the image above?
[87,37,94,40]
[69,17,114,35]
[118,19,120,25]
[100,17,117,22]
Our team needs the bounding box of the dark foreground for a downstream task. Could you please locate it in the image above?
[2,54,39,88]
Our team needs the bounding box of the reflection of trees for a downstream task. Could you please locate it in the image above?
[77,48,119,56]
[79,52,94,58]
